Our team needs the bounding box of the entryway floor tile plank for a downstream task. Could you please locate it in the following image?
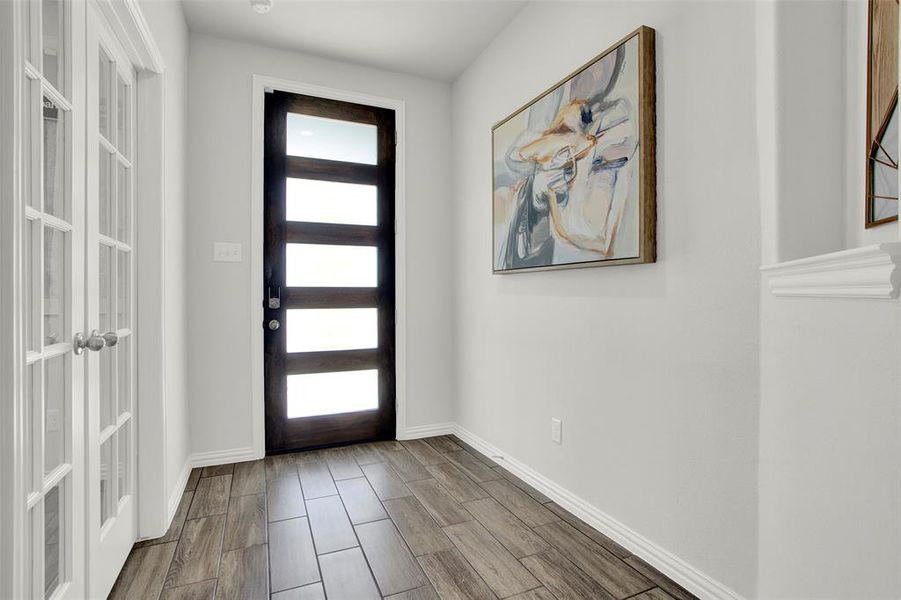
[323,446,364,480]
[222,493,267,551]
[267,475,306,522]
[448,437,497,467]
[270,582,326,600]
[546,502,631,559]
[445,451,502,483]
[407,478,473,527]
[216,544,269,599]
[417,548,498,600]
[265,454,297,482]
[507,587,557,600]
[442,520,539,598]
[624,556,698,600]
[268,517,321,592]
[306,495,358,555]
[188,475,232,519]
[361,462,413,500]
[350,443,385,465]
[534,520,653,598]
[230,460,265,497]
[200,464,234,478]
[158,579,217,600]
[164,514,226,588]
[381,446,432,482]
[297,455,339,499]
[520,548,615,600]
[186,469,202,492]
[631,589,678,600]
[462,497,548,558]
[401,439,447,466]
[479,480,557,528]
[336,476,388,524]
[318,546,381,599]
[383,496,453,556]
[422,435,462,454]
[110,541,178,600]
[493,467,552,504]
[385,584,441,600]
[425,463,487,504]
[355,517,427,596]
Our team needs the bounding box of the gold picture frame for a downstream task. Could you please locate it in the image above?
[491,26,656,273]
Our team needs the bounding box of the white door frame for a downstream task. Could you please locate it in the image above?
[249,75,408,456]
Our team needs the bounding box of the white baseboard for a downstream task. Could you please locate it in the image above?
[188,446,261,469]
[167,459,192,525]
[398,422,454,440]
[452,424,745,600]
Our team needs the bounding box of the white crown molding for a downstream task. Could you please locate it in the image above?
[452,424,745,600]
[761,242,901,299]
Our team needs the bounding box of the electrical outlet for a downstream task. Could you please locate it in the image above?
[551,418,562,444]
[47,409,62,433]
[213,242,243,262]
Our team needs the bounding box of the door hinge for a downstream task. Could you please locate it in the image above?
[394,130,398,146]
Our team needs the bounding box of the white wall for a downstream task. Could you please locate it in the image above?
[451,2,760,596]
[185,34,455,456]
[757,292,901,598]
[140,0,191,505]
[772,0,848,262]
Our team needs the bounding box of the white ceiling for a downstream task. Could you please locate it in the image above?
[180,0,527,81]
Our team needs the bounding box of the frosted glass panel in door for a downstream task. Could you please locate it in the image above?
[287,370,379,418]
[286,308,377,353]
[286,244,377,288]
[286,178,377,225]
[286,113,377,164]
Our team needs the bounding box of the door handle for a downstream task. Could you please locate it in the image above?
[73,330,117,355]
[102,331,119,347]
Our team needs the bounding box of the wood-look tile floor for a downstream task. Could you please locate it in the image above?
[109,436,697,600]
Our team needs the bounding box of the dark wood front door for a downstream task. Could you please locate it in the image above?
[263,91,396,453]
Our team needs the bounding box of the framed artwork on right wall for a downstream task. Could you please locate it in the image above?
[866,0,898,227]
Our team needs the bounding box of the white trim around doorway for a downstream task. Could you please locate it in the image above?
[249,75,408,458]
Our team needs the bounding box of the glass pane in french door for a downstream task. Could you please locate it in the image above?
[90,46,135,510]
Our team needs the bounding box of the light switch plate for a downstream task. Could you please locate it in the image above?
[213,242,242,262]
[551,418,562,445]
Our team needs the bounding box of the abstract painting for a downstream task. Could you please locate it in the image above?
[866,0,898,227]
[492,26,656,273]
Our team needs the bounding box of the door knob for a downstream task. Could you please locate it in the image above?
[268,319,280,331]
[74,330,105,355]
[102,331,119,347]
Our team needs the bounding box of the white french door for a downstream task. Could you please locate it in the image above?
[13,1,137,598]
[20,0,86,598]
[84,2,138,596]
